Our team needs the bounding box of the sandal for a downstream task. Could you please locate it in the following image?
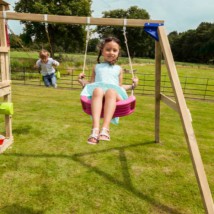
[99,127,110,141]
[87,128,99,145]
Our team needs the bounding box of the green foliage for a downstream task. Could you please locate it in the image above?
[168,22,214,63]
[97,6,154,58]
[9,34,23,49]
[14,0,92,56]
[88,38,99,52]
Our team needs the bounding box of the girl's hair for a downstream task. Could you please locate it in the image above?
[39,49,50,59]
[97,37,121,64]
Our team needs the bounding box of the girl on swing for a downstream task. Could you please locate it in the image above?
[78,37,138,145]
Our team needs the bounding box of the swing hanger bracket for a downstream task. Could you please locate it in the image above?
[144,23,164,41]
[43,14,48,29]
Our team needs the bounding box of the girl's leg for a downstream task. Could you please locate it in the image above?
[91,88,104,128]
[99,89,120,141]
[102,89,120,129]
[88,88,104,144]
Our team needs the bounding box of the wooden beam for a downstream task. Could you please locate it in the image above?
[0,137,13,153]
[0,0,10,11]
[155,41,162,143]
[0,80,10,88]
[160,93,178,112]
[160,93,192,121]
[0,85,10,97]
[0,11,164,27]
[0,46,9,52]
[158,25,214,214]
[0,17,6,45]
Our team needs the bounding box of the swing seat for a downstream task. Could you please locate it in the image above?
[81,95,136,118]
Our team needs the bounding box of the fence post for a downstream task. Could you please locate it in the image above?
[23,67,26,85]
[142,74,145,94]
[183,76,187,94]
[162,74,166,93]
[71,73,73,89]
[204,78,209,100]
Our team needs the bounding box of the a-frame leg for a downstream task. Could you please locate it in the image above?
[157,26,214,214]
[155,41,162,143]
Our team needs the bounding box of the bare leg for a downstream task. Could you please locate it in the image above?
[102,89,118,129]
[88,88,104,144]
[91,88,104,128]
[98,89,121,141]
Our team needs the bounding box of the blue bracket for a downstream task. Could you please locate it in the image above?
[144,23,164,41]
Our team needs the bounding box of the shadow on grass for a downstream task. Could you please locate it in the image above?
[13,125,32,135]
[1,204,44,214]
[4,141,183,214]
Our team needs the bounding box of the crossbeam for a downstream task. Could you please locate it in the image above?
[0,11,164,27]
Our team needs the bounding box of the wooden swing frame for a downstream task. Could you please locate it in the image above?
[0,2,213,213]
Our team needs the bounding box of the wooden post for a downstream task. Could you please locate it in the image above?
[155,41,162,143]
[158,25,214,214]
[0,1,13,153]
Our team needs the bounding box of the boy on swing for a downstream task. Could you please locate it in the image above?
[35,49,59,88]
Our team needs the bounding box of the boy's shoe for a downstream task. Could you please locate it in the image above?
[54,84,57,88]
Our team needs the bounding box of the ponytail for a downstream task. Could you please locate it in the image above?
[97,50,102,64]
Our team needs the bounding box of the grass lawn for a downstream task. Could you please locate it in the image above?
[0,85,214,214]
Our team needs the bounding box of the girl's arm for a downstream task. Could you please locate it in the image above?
[119,68,123,86]
[120,68,138,90]
[122,76,139,90]
[78,66,96,87]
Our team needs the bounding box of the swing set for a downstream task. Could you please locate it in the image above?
[0,1,213,213]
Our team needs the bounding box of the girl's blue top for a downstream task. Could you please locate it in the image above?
[81,62,128,124]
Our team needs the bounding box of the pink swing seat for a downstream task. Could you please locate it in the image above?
[81,95,136,118]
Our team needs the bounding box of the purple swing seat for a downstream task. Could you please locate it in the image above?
[81,95,136,118]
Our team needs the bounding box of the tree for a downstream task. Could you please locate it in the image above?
[9,34,22,49]
[169,22,214,63]
[88,38,99,52]
[195,22,214,62]
[14,0,92,56]
[97,6,154,58]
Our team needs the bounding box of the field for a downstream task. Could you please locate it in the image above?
[0,84,214,213]
[9,51,214,102]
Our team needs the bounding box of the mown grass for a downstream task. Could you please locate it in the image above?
[0,85,213,214]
